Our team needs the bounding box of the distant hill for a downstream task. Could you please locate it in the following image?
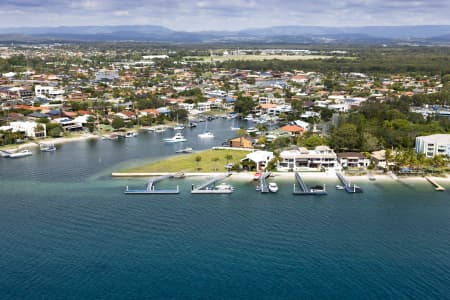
[0,25,449,44]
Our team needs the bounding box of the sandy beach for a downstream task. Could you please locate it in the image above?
[1,133,99,151]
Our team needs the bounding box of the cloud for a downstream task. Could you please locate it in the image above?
[0,0,448,30]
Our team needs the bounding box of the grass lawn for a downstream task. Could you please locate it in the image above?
[122,149,249,173]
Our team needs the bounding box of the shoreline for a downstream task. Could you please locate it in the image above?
[112,171,450,184]
[1,133,99,150]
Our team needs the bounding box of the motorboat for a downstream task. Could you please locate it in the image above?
[9,149,32,158]
[246,127,257,134]
[164,133,187,143]
[174,124,185,130]
[268,182,279,193]
[198,131,214,138]
[40,143,56,152]
[188,122,197,128]
[154,126,167,133]
[215,182,234,191]
[102,133,119,140]
[336,185,345,190]
[175,147,193,153]
[310,185,325,192]
[125,131,138,138]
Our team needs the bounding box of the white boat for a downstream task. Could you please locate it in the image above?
[154,126,167,133]
[175,147,193,153]
[174,124,185,130]
[215,182,234,191]
[268,182,279,193]
[125,131,138,138]
[244,114,255,121]
[198,131,214,138]
[40,143,56,152]
[336,185,345,190]
[9,149,32,158]
[164,132,187,143]
[246,127,257,134]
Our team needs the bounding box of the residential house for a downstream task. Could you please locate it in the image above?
[337,152,370,168]
[277,146,338,171]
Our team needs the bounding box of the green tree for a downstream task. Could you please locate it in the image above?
[111,117,125,130]
[195,155,202,171]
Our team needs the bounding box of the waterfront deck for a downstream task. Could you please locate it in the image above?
[259,172,271,193]
[425,177,446,191]
[293,172,327,195]
[191,174,232,194]
[336,171,363,193]
[124,174,180,194]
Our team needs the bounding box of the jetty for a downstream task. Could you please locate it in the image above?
[293,172,327,195]
[336,171,363,193]
[191,174,233,194]
[124,174,180,194]
[259,172,271,193]
[425,176,446,191]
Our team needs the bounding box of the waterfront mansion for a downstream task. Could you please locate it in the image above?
[277,146,338,171]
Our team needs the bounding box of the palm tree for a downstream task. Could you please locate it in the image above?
[195,155,202,171]
[225,154,233,164]
[211,157,219,171]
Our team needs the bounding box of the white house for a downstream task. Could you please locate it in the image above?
[240,150,274,171]
[35,85,65,98]
[415,134,450,158]
[277,146,338,171]
[337,152,370,168]
[95,69,119,81]
[1,121,46,138]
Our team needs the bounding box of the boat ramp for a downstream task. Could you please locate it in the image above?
[336,171,363,193]
[191,173,233,194]
[293,172,327,195]
[124,174,180,194]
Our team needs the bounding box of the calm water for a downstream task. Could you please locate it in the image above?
[1,119,450,299]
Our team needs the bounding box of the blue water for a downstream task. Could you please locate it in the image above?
[1,119,450,299]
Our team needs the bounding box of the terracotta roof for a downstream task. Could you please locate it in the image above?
[280,125,304,133]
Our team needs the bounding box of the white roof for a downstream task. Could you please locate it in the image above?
[242,151,274,163]
[417,134,450,144]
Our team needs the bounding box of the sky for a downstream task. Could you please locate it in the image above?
[0,0,449,31]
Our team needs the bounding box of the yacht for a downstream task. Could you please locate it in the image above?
[40,143,56,152]
[268,182,279,193]
[215,182,234,191]
[246,127,257,134]
[198,131,214,139]
[336,185,345,190]
[164,132,187,143]
[9,149,32,158]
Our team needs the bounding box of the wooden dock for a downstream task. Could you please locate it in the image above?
[336,171,363,193]
[425,177,446,191]
[191,174,232,194]
[293,172,327,195]
[124,174,180,194]
[259,172,271,193]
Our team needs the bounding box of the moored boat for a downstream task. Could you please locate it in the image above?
[175,147,193,153]
[268,182,279,193]
[40,143,56,152]
[164,132,187,143]
[198,131,214,138]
